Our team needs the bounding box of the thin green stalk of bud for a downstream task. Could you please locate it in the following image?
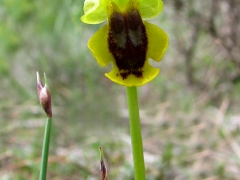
[37,72,53,180]
[39,117,52,180]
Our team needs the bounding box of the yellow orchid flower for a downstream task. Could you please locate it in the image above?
[81,0,168,86]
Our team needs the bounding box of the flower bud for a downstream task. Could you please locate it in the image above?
[37,72,52,117]
[99,147,108,180]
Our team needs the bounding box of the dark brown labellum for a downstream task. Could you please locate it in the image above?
[108,7,148,80]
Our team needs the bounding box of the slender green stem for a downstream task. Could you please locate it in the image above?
[39,117,52,180]
[126,86,146,180]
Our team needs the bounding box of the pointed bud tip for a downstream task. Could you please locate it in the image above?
[37,71,43,95]
[99,146,104,160]
[36,71,39,80]
[43,72,48,87]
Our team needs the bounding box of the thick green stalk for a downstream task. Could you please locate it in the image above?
[126,86,146,180]
[39,117,52,180]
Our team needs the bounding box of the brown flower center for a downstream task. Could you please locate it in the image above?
[108,7,148,79]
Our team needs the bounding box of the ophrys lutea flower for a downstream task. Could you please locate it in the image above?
[81,0,168,86]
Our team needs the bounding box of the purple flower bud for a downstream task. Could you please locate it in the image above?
[37,72,52,117]
[99,147,108,180]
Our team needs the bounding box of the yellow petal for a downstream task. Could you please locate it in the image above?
[145,21,168,62]
[88,24,113,67]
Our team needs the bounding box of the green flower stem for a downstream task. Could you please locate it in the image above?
[126,86,146,180]
[39,117,52,180]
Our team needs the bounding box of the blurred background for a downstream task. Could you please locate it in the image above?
[1,0,240,179]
